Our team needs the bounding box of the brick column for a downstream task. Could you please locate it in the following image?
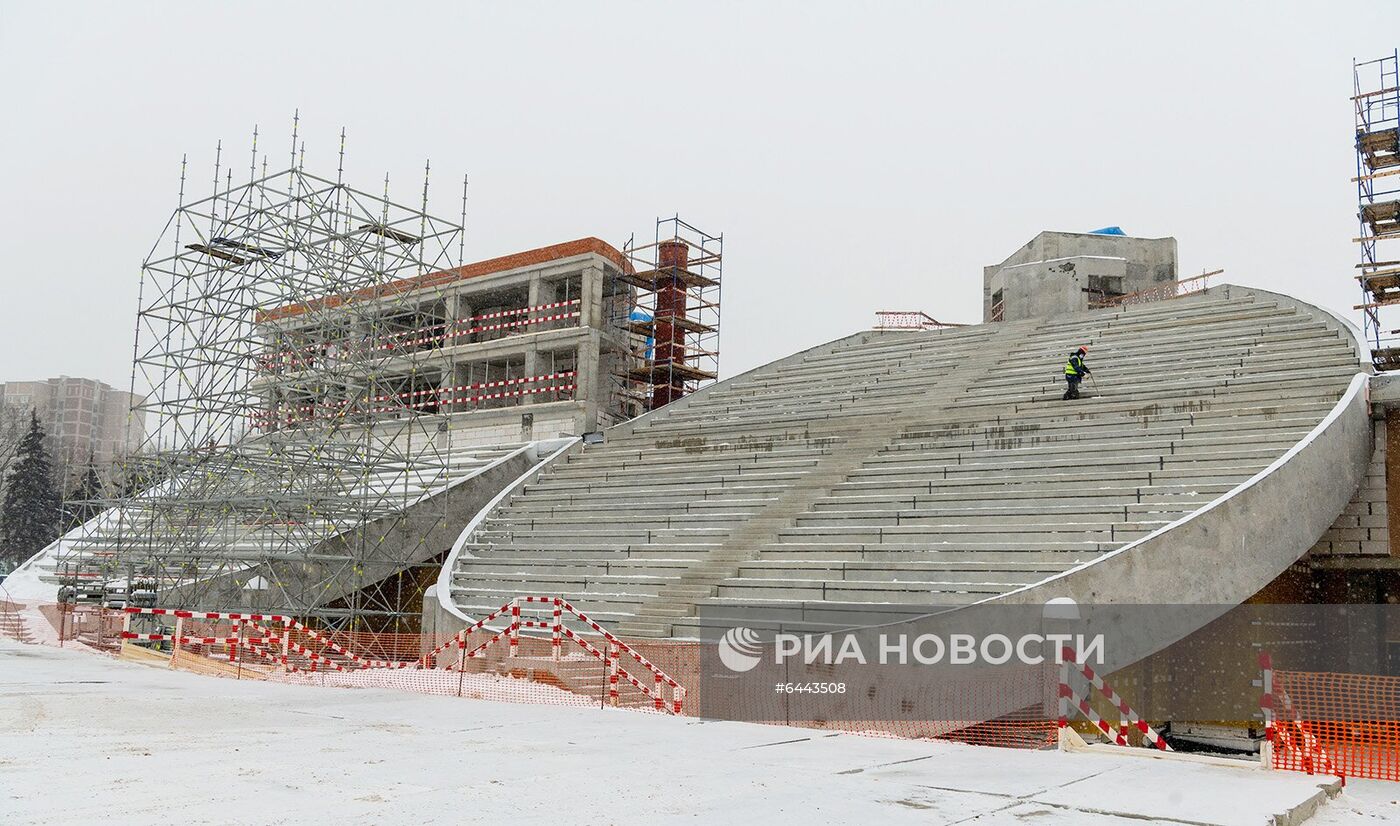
[652,240,688,409]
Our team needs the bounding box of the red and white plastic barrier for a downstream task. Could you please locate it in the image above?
[430,596,684,713]
[1058,647,1170,751]
[122,597,686,714]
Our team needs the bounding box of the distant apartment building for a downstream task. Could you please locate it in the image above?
[0,377,146,476]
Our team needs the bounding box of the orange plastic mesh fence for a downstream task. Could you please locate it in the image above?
[12,601,1055,749]
[1270,669,1400,782]
[29,602,125,649]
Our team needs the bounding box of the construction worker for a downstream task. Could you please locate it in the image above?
[1062,346,1091,400]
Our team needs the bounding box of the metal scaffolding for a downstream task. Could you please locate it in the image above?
[57,125,481,629]
[1353,49,1400,369]
[608,216,723,419]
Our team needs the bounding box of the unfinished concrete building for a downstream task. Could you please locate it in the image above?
[983,229,1177,323]
[256,237,636,445]
[255,228,722,444]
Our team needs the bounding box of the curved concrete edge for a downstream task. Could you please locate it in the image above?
[434,437,581,625]
[986,370,1372,608]
[403,439,544,506]
[1217,283,1371,370]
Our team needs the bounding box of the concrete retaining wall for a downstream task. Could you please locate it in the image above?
[1307,421,1389,559]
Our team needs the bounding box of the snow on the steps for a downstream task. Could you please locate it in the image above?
[0,639,1366,825]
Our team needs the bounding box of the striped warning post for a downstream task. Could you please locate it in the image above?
[551,597,562,662]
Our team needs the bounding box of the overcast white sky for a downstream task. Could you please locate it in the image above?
[1,2,1397,391]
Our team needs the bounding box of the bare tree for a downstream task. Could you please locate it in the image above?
[0,402,29,481]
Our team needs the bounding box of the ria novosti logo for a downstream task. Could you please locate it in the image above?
[716,626,1105,672]
[718,627,764,673]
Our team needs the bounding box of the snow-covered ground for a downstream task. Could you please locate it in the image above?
[0,638,1394,825]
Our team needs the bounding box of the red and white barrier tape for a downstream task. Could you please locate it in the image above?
[124,607,292,623]
[258,299,583,369]
[554,598,679,690]
[372,371,578,403]
[250,375,576,428]
[121,631,275,645]
[470,299,580,322]
[386,302,582,350]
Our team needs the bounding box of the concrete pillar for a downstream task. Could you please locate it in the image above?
[576,336,601,418]
[443,362,459,414]
[449,292,473,347]
[1385,413,1400,558]
[579,265,604,329]
[527,275,543,314]
[523,345,540,405]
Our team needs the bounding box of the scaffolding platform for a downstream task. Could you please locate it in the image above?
[1362,200,1400,237]
[625,316,718,336]
[1376,346,1400,370]
[617,266,720,290]
[1359,127,1400,169]
[1359,270,1400,303]
[624,361,718,384]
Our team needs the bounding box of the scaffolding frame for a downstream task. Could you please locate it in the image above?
[58,125,480,630]
[1352,50,1400,369]
[607,216,723,418]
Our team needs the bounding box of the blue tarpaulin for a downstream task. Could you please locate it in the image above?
[1087,226,1126,236]
[630,309,655,359]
